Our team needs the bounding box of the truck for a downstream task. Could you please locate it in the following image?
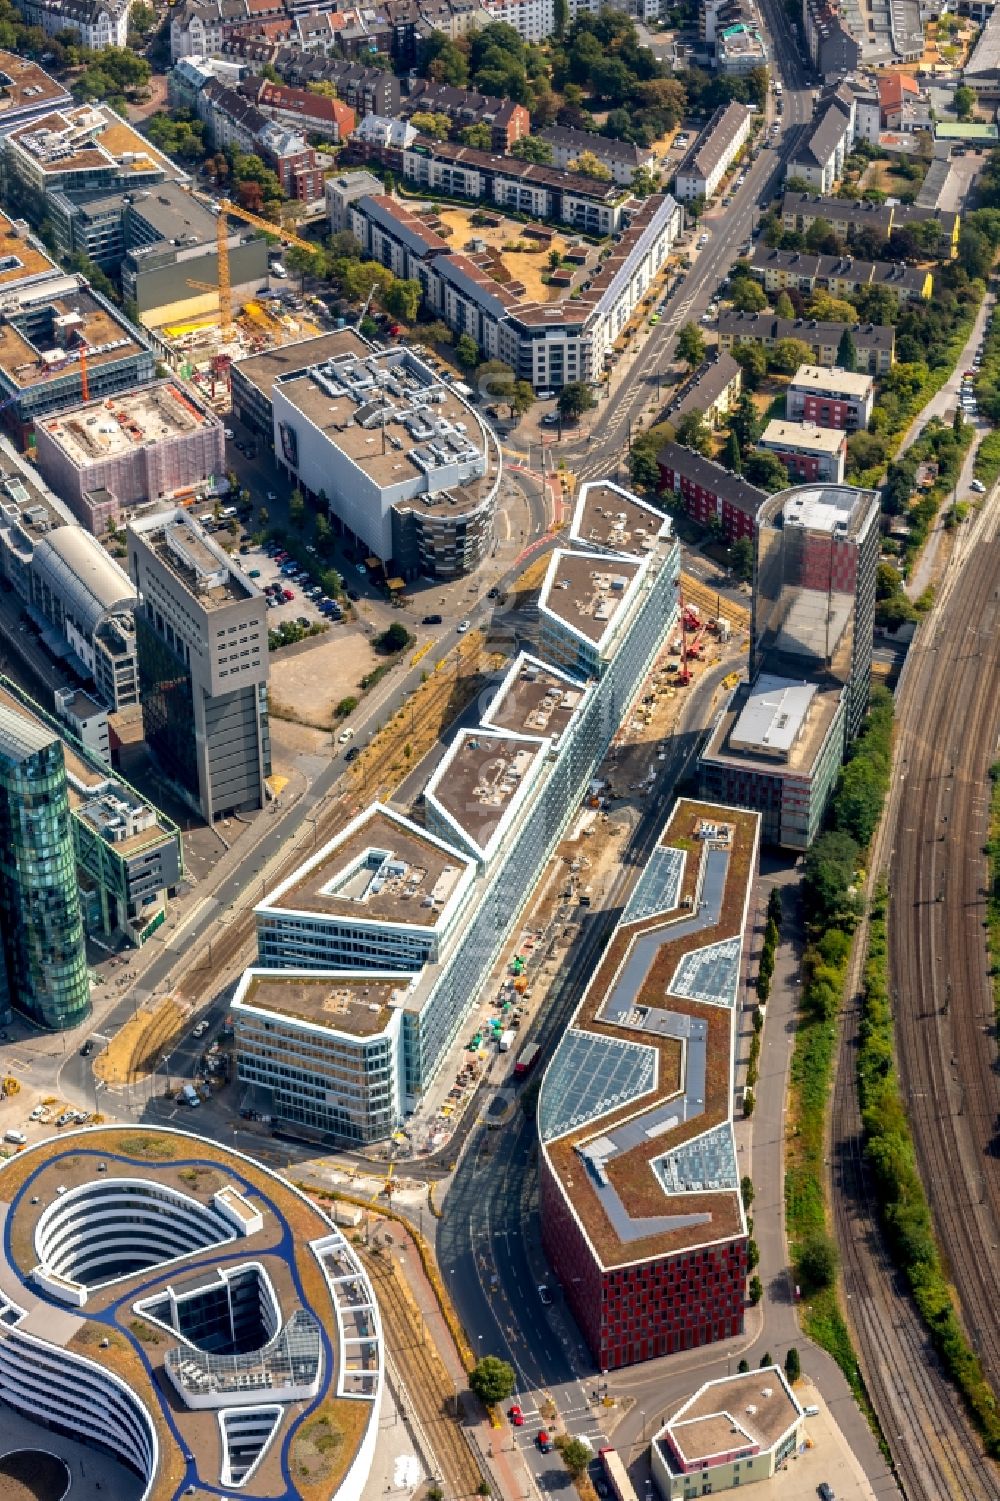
[499,1029,515,1053]
[514,1042,541,1077]
[180,1084,201,1107]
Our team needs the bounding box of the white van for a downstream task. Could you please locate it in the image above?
[271,261,288,279]
[180,1084,201,1107]
[4,1130,26,1145]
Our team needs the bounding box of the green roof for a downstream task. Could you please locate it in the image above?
[934,122,999,139]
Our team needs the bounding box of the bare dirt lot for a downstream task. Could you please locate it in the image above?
[268,629,380,730]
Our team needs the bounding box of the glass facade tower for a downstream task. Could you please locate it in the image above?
[0,705,91,1030]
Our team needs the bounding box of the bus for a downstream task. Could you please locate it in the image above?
[514,1042,541,1078]
[599,1448,640,1501]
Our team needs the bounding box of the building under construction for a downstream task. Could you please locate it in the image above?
[33,379,226,534]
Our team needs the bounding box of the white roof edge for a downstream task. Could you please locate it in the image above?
[423,726,551,864]
[255,800,474,919]
[537,545,651,656]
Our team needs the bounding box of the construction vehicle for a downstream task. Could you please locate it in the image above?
[186,198,314,335]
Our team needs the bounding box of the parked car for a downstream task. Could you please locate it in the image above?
[423,613,443,625]
[457,620,471,633]
[345,745,360,763]
[509,1405,524,1427]
[282,589,294,602]
[538,1284,553,1306]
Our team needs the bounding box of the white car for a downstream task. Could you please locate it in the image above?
[970,478,986,493]
[338,727,355,742]
[457,620,471,633]
[224,428,234,439]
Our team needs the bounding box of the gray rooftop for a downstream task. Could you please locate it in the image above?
[729,674,817,756]
[0,701,58,763]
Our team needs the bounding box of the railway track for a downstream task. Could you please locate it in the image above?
[361,1245,483,1500]
[829,495,1000,1501]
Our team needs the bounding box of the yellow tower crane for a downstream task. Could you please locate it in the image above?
[186,199,317,335]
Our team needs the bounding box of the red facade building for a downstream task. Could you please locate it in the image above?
[657,441,766,543]
[538,800,760,1372]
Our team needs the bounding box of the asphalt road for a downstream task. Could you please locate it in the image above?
[566,34,813,486]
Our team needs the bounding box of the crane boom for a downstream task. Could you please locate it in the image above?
[356,282,379,330]
[189,199,317,333]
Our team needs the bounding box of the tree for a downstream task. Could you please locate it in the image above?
[547,248,563,272]
[631,166,660,198]
[730,537,754,581]
[557,381,595,419]
[461,122,493,149]
[798,1231,838,1291]
[568,150,613,182]
[510,380,535,418]
[808,292,858,323]
[959,224,992,280]
[785,1347,801,1384]
[733,342,767,389]
[674,408,712,455]
[129,2,155,33]
[375,622,414,653]
[456,333,480,369]
[803,829,861,929]
[553,0,568,35]
[629,437,661,490]
[773,290,795,319]
[741,1175,755,1209]
[512,136,554,165]
[760,1352,772,1368]
[737,1359,750,1373]
[837,328,858,372]
[731,279,767,313]
[677,322,706,370]
[335,696,358,718]
[954,84,975,121]
[386,278,421,323]
[724,429,743,474]
[743,450,788,492]
[410,110,451,141]
[289,488,305,525]
[469,1356,516,1407]
[730,391,760,451]
[769,337,813,374]
[559,1439,592,1478]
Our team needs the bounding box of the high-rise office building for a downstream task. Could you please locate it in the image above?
[128,509,270,823]
[699,482,879,849]
[0,703,90,1030]
[751,483,879,743]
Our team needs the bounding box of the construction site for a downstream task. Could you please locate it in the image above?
[151,197,330,417]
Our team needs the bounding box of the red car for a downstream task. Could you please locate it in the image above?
[509,1405,524,1427]
[537,1430,553,1453]
[282,588,294,601]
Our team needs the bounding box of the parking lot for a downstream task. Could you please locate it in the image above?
[244,537,343,632]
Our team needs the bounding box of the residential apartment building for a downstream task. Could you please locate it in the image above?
[402,136,629,236]
[0,700,90,1030]
[271,344,499,579]
[781,190,959,259]
[662,352,742,432]
[12,0,130,47]
[674,101,753,203]
[479,0,554,40]
[802,0,861,79]
[128,510,270,822]
[539,798,759,1368]
[250,78,355,141]
[759,419,846,483]
[35,381,226,532]
[656,441,766,542]
[786,96,854,193]
[718,309,895,374]
[233,481,681,1143]
[750,244,932,303]
[787,364,874,430]
[538,124,657,187]
[402,81,530,153]
[345,189,683,391]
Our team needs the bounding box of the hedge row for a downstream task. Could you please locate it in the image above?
[785,689,896,1418]
[973,431,1000,491]
[859,887,1000,1457]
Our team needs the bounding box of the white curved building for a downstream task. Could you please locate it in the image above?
[0,1127,383,1501]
